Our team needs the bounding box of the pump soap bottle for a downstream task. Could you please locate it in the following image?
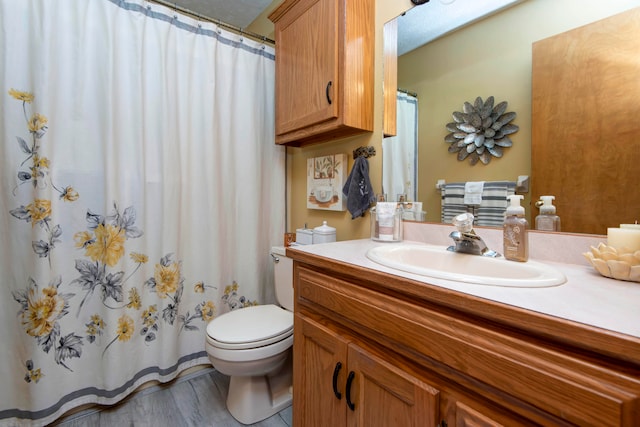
[503,195,529,262]
[535,195,561,231]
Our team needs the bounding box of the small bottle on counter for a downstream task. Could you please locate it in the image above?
[503,195,528,262]
[535,195,561,231]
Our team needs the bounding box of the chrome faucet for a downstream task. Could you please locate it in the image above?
[447,213,500,257]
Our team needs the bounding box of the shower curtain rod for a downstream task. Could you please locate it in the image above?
[146,0,275,45]
[398,88,418,97]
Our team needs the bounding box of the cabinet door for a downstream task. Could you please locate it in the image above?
[346,343,440,427]
[274,0,339,136]
[294,314,349,427]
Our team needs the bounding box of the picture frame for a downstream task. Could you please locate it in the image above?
[306,154,347,211]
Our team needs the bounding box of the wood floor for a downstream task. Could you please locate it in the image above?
[52,367,293,427]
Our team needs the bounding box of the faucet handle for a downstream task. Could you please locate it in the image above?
[452,213,475,233]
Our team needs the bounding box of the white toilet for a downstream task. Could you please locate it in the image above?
[205,246,294,425]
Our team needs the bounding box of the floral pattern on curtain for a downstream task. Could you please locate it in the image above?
[0,0,284,425]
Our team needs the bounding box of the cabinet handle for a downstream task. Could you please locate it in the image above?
[345,371,355,411]
[332,362,342,399]
[438,421,448,427]
[326,81,333,105]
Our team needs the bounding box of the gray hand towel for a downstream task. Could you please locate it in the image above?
[342,156,376,219]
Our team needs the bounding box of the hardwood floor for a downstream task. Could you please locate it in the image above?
[52,367,293,427]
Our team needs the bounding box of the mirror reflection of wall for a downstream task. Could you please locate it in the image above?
[388,0,640,232]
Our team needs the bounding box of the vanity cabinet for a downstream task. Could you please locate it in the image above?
[294,312,439,426]
[289,251,640,426]
[268,0,374,146]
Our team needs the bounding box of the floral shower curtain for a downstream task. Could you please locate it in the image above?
[0,0,285,425]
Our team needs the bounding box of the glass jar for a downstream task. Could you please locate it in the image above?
[370,201,403,242]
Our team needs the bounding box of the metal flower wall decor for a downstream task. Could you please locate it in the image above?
[445,96,519,165]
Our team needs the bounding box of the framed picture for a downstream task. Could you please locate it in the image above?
[307,154,347,211]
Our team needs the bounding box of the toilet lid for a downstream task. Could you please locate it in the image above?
[206,304,293,345]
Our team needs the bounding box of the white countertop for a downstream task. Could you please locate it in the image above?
[290,239,640,339]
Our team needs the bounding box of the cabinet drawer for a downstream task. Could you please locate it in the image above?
[295,265,640,426]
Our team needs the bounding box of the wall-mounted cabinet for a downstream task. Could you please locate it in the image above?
[269,0,374,147]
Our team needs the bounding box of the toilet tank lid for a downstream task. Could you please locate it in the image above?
[271,246,286,256]
[206,305,293,344]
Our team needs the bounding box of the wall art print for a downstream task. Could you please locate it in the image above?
[306,154,347,211]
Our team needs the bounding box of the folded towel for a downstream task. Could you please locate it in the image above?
[464,181,485,205]
[475,181,516,226]
[441,183,473,224]
[342,156,376,219]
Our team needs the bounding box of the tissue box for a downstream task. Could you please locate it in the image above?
[296,228,314,245]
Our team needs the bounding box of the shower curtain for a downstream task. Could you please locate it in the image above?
[0,1,285,425]
[382,91,418,201]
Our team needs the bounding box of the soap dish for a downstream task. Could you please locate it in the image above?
[583,243,640,282]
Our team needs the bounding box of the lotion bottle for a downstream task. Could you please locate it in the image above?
[503,195,529,262]
[535,195,561,231]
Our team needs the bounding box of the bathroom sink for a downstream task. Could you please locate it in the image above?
[366,244,566,287]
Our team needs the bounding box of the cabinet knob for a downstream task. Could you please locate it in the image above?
[346,371,356,410]
[326,81,333,105]
[332,362,342,399]
[438,421,448,427]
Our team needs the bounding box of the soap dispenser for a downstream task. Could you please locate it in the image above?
[535,195,561,232]
[503,195,529,262]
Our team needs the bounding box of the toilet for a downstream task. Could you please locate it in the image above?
[205,246,294,425]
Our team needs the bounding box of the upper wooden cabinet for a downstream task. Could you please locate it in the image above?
[269,0,374,146]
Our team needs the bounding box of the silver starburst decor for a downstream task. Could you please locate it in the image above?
[445,96,518,165]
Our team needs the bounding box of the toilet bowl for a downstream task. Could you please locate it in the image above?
[205,246,293,425]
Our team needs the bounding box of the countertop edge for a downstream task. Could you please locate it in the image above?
[286,241,640,366]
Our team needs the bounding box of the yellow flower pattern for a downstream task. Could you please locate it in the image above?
[9,89,257,379]
[21,286,65,337]
[116,315,134,342]
[154,261,180,298]
[201,301,216,322]
[9,88,35,103]
[27,113,48,133]
[25,199,51,227]
[84,224,125,267]
[126,288,141,310]
[130,252,148,264]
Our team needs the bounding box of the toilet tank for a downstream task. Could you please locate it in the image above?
[271,246,294,311]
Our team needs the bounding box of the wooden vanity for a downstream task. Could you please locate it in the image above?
[287,240,640,426]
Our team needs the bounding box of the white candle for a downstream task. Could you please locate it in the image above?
[620,223,640,230]
[607,227,640,252]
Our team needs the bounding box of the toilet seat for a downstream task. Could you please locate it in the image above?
[206,304,293,350]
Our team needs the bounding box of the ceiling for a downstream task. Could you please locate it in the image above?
[168,0,273,29]
[169,0,523,54]
[397,0,524,55]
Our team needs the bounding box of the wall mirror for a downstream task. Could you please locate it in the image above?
[385,0,640,235]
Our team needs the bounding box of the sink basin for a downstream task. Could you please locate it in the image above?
[366,244,566,287]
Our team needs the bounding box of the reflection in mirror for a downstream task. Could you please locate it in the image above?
[382,91,418,203]
[386,0,640,234]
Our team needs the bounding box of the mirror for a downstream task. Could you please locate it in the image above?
[386,0,640,234]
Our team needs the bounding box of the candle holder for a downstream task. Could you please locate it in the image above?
[583,242,640,283]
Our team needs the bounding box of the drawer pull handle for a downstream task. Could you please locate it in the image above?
[332,362,342,399]
[326,81,333,105]
[346,371,355,410]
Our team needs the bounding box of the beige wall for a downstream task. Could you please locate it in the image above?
[253,1,414,241]
[398,0,640,223]
[251,0,640,242]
